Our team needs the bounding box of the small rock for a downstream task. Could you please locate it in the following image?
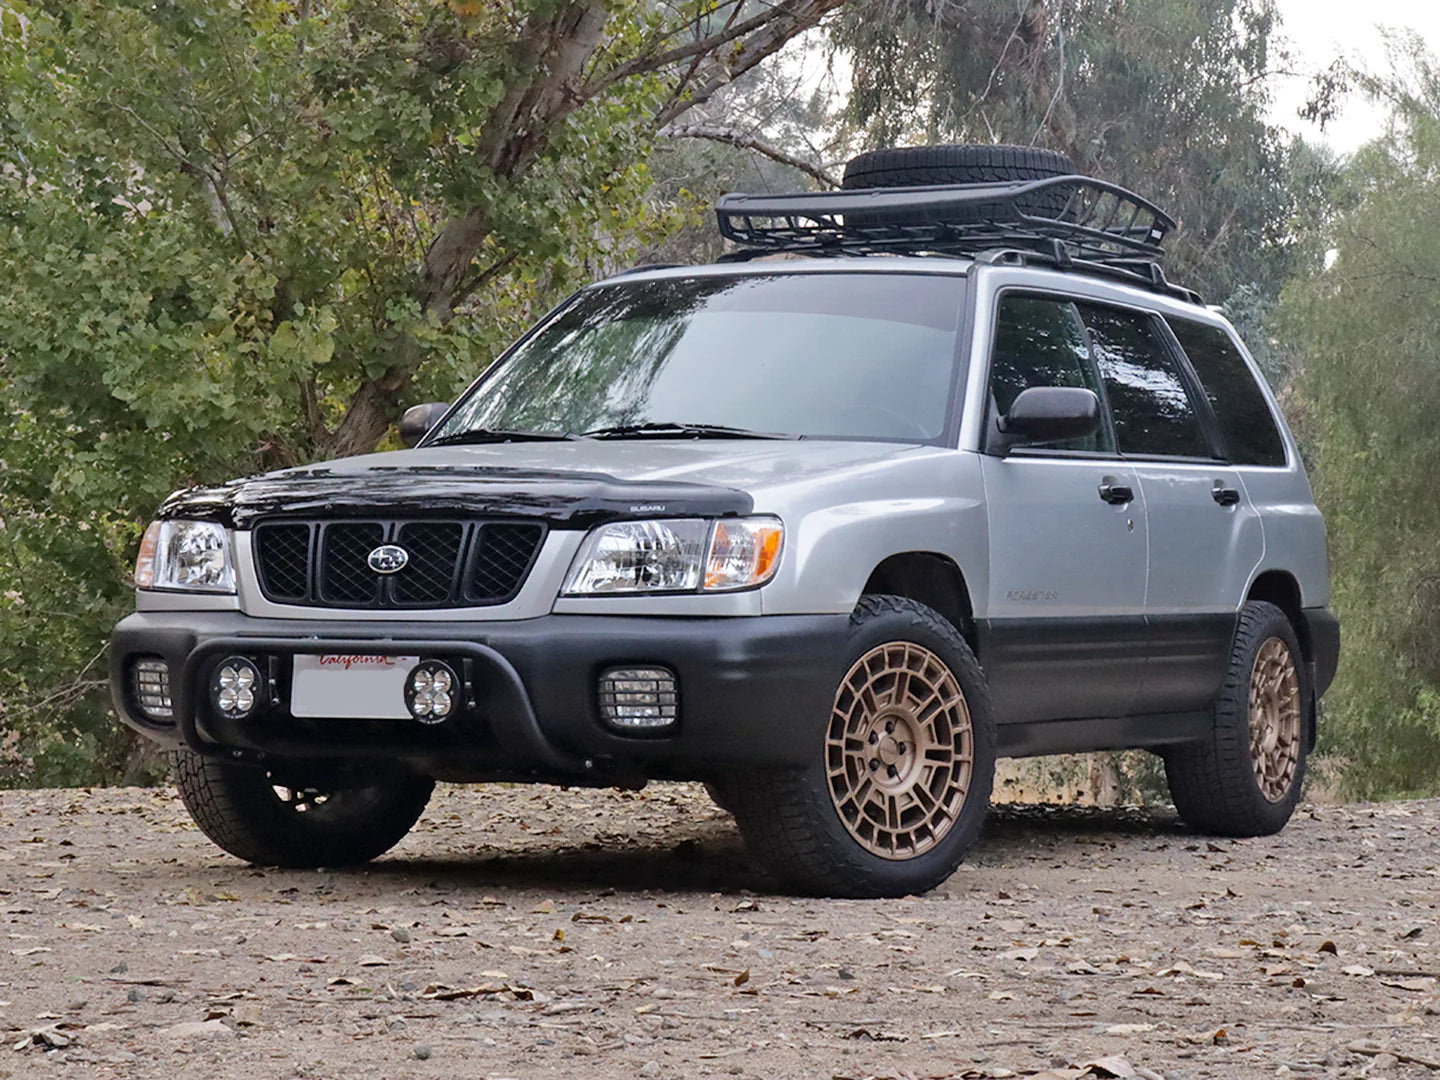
[126,988,146,1004]
[386,1017,407,1033]
[391,928,411,944]
[153,989,177,1004]
[1373,1053,1400,1072]
[640,1061,661,1077]
[413,1043,432,1060]
[109,962,128,975]
[162,1020,233,1040]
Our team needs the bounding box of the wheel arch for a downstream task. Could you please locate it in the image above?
[861,552,975,648]
[1246,569,1310,662]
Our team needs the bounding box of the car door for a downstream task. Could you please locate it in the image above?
[977,293,1150,725]
[1075,302,1264,715]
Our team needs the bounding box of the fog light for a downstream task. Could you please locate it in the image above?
[131,658,173,721]
[406,661,457,724]
[598,666,677,731]
[211,656,260,719]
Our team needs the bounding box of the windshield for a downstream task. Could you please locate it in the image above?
[433,272,966,444]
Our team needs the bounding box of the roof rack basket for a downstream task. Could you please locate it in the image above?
[714,176,1197,302]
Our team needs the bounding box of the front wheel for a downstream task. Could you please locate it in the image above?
[729,595,996,897]
[1164,601,1309,836]
[172,750,434,868]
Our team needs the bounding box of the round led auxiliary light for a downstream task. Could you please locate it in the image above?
[211,656,261,719]
[405,661,458,724]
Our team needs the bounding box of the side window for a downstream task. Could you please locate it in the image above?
[1167,317,1287,467]
[988,294,1114,453]
[1077,303,1211,459]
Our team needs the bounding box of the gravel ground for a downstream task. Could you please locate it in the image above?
[1,783,1437,1080]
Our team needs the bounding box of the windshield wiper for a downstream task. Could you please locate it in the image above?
[580,421,798,440]
[427,428,578,446]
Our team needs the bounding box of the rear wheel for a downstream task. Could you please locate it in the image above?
[172,750,433,868]
[1164,601,1309,836]
[729,595,995,897]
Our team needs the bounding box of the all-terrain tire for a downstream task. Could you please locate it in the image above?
[704,777,739,816]
[727,595,996,898]
[842,143,1076,190]
[172,750,434,868]
[1164,601,1309,837]
[841,143,1077,226]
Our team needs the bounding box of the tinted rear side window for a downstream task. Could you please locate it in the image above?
[1077,303,1211,459]
[1167,317,1287,467]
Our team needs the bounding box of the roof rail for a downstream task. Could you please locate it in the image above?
[974,248,1203,305]
[713,175,1198,301]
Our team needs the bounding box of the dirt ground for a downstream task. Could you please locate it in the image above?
[1,783,1437,1080]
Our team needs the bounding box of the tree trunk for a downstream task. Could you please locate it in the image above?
[324,0,845,459]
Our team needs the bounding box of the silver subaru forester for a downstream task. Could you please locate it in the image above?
[110,145,1338,897]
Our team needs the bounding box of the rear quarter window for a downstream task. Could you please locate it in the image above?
[1167,317,1287,468]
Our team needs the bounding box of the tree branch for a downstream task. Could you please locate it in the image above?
[662,122,840,188]
[654,0,846,127]
[585,1,794,95]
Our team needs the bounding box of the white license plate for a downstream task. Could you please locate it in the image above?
[290,654,420,720]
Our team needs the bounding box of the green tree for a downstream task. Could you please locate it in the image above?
[0,0,842,785]
[831,0,1327,309]
[1283,35,1440,797]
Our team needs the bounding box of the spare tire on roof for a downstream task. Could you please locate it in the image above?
[840,143,1077,227]
[842,143,1076,189]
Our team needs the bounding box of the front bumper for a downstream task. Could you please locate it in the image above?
[109,610,849,784]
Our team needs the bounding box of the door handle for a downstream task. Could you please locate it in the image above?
[1212,484,1241,507]
[1098,482,1134,505]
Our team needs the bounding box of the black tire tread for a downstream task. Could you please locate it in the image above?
[842,143,1075,190]
[172,750,433,868]
[727,595,995,898]
[1164,601,1308,837]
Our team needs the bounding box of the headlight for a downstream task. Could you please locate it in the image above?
[135,520,236,593]
[562,517,783,596]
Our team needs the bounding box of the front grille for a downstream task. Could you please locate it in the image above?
[321,523,385,605]
[253,520,545,609]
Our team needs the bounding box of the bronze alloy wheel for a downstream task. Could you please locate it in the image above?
[1249,636,1302,803]
[825,641,975,860]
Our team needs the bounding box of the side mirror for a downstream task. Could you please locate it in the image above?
[996,387,1100,450]
[399,402,450,448]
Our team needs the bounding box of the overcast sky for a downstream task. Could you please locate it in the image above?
[1269,0,1440,152]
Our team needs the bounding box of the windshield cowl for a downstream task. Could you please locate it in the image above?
[578,421,799,440]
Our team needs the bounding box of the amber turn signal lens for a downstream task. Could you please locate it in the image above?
[704,517,784,591]
[134,521,162,589]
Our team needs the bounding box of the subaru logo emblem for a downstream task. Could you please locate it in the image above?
[367,544,409,575]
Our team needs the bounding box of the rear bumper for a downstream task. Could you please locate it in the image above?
[109,610,849,784]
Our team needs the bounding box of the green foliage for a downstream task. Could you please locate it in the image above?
[0,0,831,786]
[1284,37,1440,797]
[832,0,1335,311]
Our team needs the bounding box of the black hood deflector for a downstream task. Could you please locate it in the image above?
[157,463,754,530]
